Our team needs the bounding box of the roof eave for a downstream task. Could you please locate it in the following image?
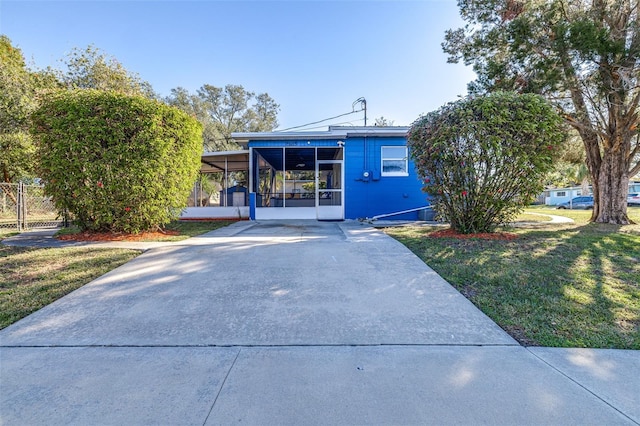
[231,126,409,144]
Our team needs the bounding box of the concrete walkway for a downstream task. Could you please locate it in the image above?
[1,221,638,425]
[524,212,576,224]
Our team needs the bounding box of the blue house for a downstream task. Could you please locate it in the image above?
[183,126,429,221]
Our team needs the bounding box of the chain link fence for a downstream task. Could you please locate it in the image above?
[0,183,64,233]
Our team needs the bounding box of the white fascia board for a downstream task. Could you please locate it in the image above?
[230,126,410,144]
[231,130,348,142]
[330,126,410,137]
[201,149,248,157]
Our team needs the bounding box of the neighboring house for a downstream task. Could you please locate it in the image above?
[542,181,640,206]
[543,186,587,206]
[181,126,429,220]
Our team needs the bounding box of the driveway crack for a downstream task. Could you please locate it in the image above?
[203,347,241,425]
[526,348,639,425]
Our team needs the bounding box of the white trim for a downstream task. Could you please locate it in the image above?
[381,146,409,177]
[201,149,248,157]
[232,130,348,143]
[180,207,249,219]
[316,159,344,220]
[255,207,316,220]
[231,126,409,144]
[330,126,409,137]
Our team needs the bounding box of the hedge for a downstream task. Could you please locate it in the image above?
[32,90,203,233]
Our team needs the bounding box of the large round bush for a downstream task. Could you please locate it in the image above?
[32,90,203,233]
[408,92,566,234]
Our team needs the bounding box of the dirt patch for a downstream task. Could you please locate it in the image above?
[58,230,179,242]
[502,325,539,347]
[429,228,518,240]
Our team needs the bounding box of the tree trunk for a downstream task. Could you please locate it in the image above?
[0,184,18,205]
[593,147,631,224]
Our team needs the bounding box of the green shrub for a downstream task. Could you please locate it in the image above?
[408,92,566,234]
[31,90,202,233]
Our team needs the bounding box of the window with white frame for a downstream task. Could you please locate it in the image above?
[556,191,566,197]
[381,146,408,176]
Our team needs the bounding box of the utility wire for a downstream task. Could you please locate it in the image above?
[285,119,365,132]
[276,108,364,132]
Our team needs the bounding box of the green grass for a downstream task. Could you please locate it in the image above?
[0,220,238,329]
[526,205,640,227]
[164,220,238,239]
[384,218,640,349]
[0,246,139,329]
[0,229,19,238]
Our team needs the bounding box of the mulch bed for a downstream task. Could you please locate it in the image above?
[429,228,518,240]
[57,230,179,242]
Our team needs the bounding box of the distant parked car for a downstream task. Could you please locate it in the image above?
[628,193,640,206]
[556,196,594,209]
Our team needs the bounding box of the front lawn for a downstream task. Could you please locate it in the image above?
[526,205,640,227]
[385,211,640,349]
[0,246,139,329]
[164,220,238,239]
[0,220,237,329]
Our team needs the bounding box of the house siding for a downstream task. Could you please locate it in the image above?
[344,136,426,220]
[230,126,429,221]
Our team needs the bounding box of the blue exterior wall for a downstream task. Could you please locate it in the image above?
[247,134,428,220]
[343,135,427,220]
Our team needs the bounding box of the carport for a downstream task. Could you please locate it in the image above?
[181,150,250,219]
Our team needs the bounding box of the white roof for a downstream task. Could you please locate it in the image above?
[231,126,409,144]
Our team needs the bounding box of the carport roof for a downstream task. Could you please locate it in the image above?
[201,150,249,174]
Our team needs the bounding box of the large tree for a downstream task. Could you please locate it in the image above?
[0,35,58,185]
[166,84,279,151]
[444,0,640,224]
[60,45,156,98]
[546,134,591,189]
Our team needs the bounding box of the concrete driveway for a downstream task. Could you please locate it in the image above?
[1,221,638,425]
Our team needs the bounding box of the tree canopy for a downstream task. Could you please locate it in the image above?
[374,116,395,126]
[166,84,279,151]
[1,39,158,184]
[2,37,281,197]
[59,45,156,98]
[0,36,58,183]
[546,134,591,189]
[444,0,640,224]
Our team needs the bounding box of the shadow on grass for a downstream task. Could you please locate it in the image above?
[0,246,139,329]
[388,223,640,349]
[528,224,640,349]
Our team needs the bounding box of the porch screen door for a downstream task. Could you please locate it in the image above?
[316,160,344,220]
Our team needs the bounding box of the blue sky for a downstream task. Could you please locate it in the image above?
[0,0,475,130]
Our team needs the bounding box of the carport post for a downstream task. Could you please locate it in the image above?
[249,193,256,220]
[224,157,228,207]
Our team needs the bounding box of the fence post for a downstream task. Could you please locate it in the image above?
[22,183,28,230]
[16,182,24,231]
